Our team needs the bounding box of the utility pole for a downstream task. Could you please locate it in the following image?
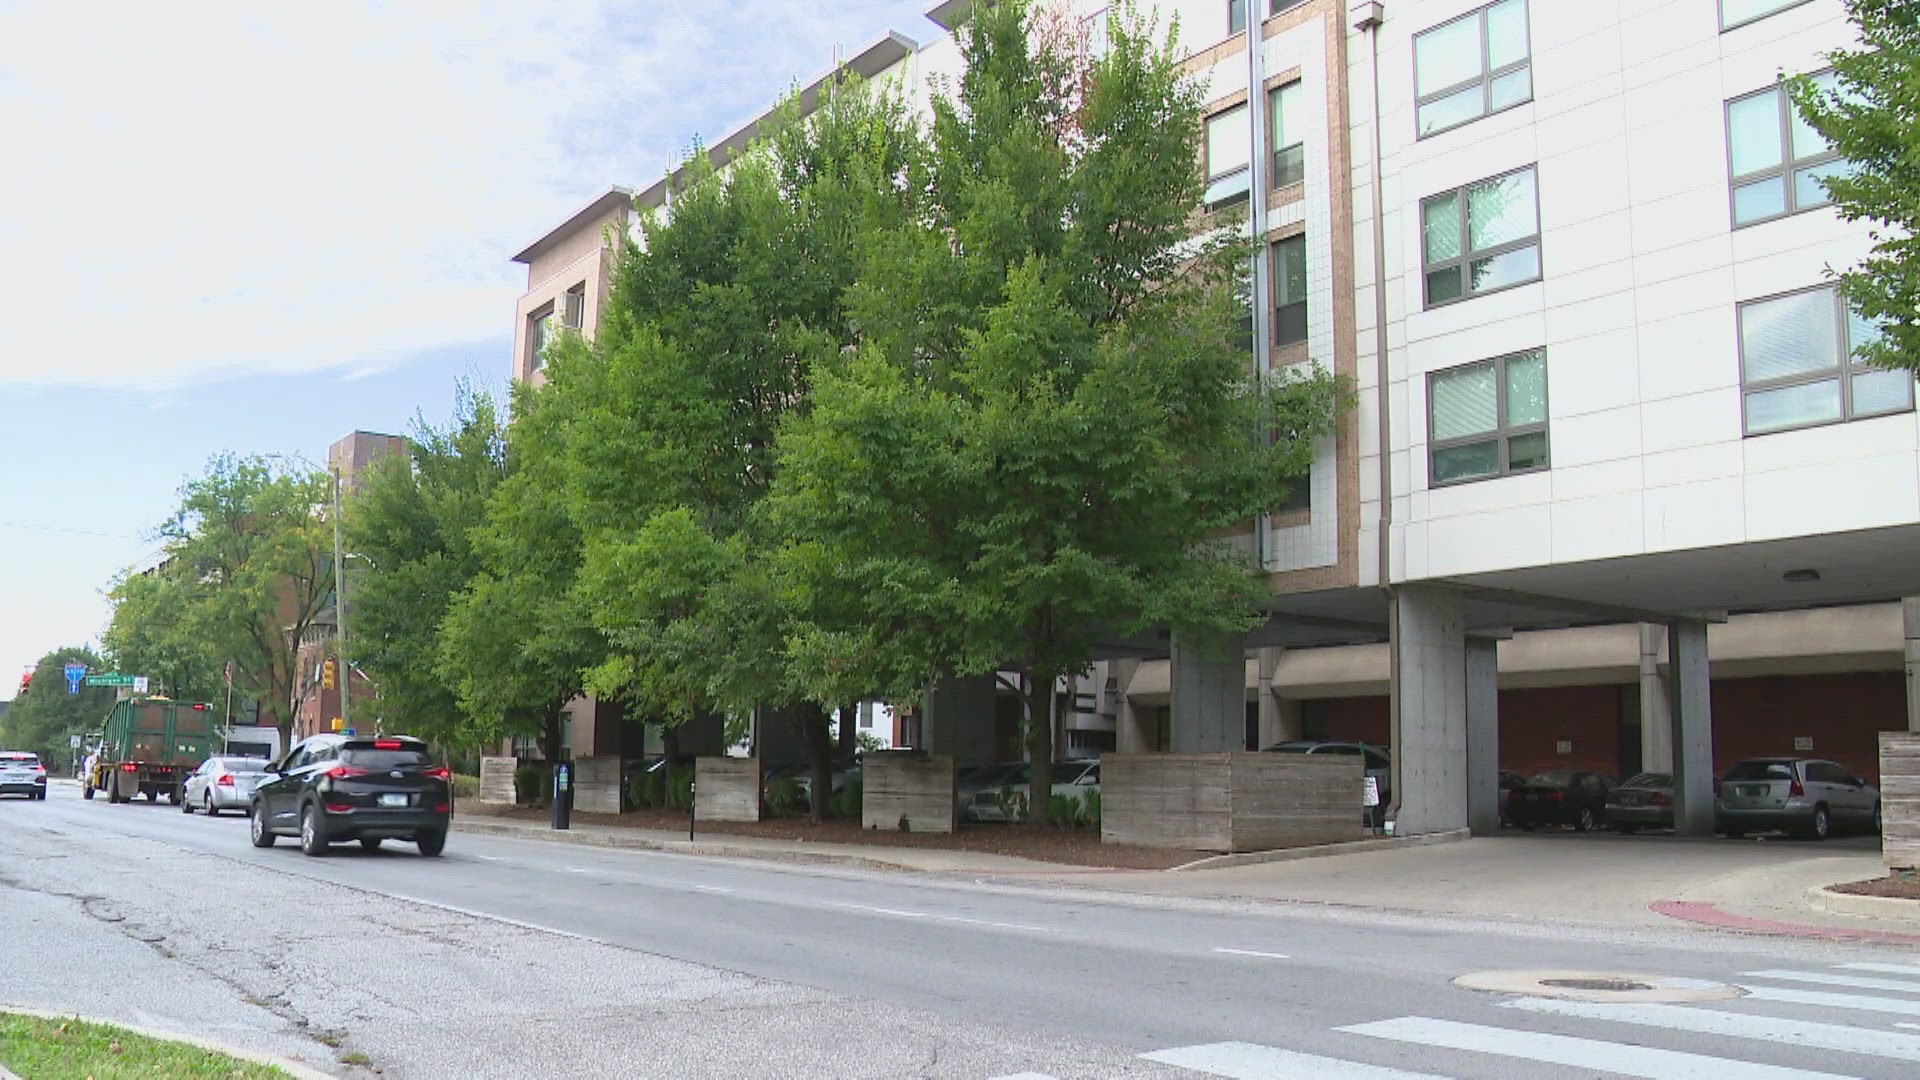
[332,466,350,734]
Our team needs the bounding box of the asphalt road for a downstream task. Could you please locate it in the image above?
[3,781,1917,1079]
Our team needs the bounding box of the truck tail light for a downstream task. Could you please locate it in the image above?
[121,763,137,772]
[323,765,369,780]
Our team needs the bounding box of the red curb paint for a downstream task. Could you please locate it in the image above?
[1650,899,1920,945]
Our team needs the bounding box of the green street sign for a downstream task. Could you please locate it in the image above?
[83,674,135,687]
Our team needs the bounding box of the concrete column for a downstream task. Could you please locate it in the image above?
[1637,624,1674,773]
[1170,630,1247,752]
[1107,659,1153,753]
[1905,598,1920,733]
[1254,647,1303,748]
[919,674,998,766]
[1392,585,1468,835]
[1465,635,1500,836]
[1668,621,1715,837]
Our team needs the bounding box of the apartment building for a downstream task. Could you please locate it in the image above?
[508,0,1919,830]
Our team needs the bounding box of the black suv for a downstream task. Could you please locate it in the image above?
[250,734,451,857]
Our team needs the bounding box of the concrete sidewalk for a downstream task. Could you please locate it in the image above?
[453,814,1915,942]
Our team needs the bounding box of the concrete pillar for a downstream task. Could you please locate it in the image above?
[919,674,998,766]
[1637,624,1674,773]
[1254,648,1302,748]
[1905,598,1920,733]
[1170,630,1247,752]
[1392,586,1468,835]
[1107,659,1153,753]
[1668,621,1715,837]
[1465,636,1500,836]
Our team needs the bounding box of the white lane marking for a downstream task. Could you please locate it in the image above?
[1503,996,1920,1061]
[1212,948,1291,960]
[1741,985,1920,1017]
[565,866,591,874]
[987,1074,1058,1080]
[1743,969,1920,995]
[386,894,599,943]
[475,854,502,861]
[1142,1041,1448,1079]
[1897,1022,1920,1031]
[1339,1016,1858,1079]
[823,900,1049,933]
[1841,962,1920,977]
[692,884,734,893]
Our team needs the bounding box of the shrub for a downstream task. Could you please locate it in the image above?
[764,777,805,818]
[450,774,481,800]
[669,767,694,810]
[514,763,551,806]
[830,776,862,820]
[1049,792,1083,828]
[1082,788,1101,831]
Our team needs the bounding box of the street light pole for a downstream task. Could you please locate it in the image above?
[332,466,350,735]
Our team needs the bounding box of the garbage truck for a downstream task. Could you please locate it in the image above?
[83,698,219,804]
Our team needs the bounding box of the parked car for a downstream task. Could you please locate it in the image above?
[0,752,47,800]
[1604,772,1674,834]
[1716,757,1880,840]
[1497,770,1528,826]
[182,755,271,816]
[250,734,451,857]
[1261,740,1392,826]
[1506,770,1615,831]
[961,762,1032,822]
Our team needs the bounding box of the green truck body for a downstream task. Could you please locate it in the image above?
[84,699,219,804]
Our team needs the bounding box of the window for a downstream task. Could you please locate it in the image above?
[1421,166,1540,307]
[527,304,554,372]
[563,282,586,329]
[1278,468,1312,514]
[1726,74,1844,227]
[1428,349,1548,485]
[1205,104,1252,209]
[1414,0,1531,137]
[1272,234,1306,346]
[1269,0,1306,14]
[1720,0,1814,31]
[1738,286,1912,435]
[1269,80,1305,189]
[1228,0,1246,35]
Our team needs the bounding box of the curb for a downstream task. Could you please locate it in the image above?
[0,1006,337,1079]
[451,819,919,871]
[1807,884,1920,924]
[1169,828,1472,872]
[1648,899,1920,946]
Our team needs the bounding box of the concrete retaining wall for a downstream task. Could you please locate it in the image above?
[478,756,517,805]
[695,756,762,822]
[574,755,622,815]
[862,751,956,834]
[1102,752,1365,852]
[1883,732,1919,871]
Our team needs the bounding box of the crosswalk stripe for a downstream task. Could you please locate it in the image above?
[1840,961,1920,978]
[1140,1041,1449,1079]
[1502,995,1920,1061]
[1338,1016,1858,1079]
[1743,969,1920,995]
[1739,985,1920,1017]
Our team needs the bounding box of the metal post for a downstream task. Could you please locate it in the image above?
[688,776,696,841]
[552,760,571,830]
[332,467,350,734]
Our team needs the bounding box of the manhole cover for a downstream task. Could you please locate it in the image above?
[1454,970,1743,1003]
[1541,977,1652,992]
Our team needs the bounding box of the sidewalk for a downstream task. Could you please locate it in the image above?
[453,814,1917,942]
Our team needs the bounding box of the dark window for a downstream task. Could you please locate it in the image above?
[527,304,555,372]
[563,282,586,329]
[341,748,433,769]
[1724,760,1796,781]
[1269,80,1305,189]
[1414,0,1531,138]
[1422,166,1541,307]
[1428,349,1549,485]
[1205,104,1252,210]
[1272,234,1307,346]
[1228,0,1246,35]
[1738,285,1912,435]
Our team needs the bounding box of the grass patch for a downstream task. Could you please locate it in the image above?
[0,1012,288,1078]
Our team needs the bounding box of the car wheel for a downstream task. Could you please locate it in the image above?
[359,837,382,852]
[299,805,329,856]
[204,792,217,817]
[1804,805,1830,841]
[82,783,94,800]
[168,787,181,806]
[145,789,157,803]
[249,804,275,848]
[415,829,446,857]
[1574,808,1596,832]
[181,791,194,814]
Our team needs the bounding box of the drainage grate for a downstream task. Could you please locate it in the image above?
[1540,977,1653,992]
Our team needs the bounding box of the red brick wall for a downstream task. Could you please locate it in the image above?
[1316,695,1389,746]
[1499,685,1623,779]
[1712,672,1902,786]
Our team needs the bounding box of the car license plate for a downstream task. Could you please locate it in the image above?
[1740,785,1766,797]
[379,793,409,808]
[1622,794,1642,806]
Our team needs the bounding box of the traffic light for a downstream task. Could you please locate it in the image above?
[322,659,336,690]
[16,672,29,696]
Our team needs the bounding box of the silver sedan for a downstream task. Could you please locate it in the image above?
[182,756,272,816]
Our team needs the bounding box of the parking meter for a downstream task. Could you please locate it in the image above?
[552,760,572,830]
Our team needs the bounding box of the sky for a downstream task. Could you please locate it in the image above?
[0,0,946,692]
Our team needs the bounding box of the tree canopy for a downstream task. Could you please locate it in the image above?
[0,646,118,766]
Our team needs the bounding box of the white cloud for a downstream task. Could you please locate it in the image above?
[0,0,938,391]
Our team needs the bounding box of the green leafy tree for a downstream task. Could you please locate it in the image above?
[345,387,509,748]
[1791,0,1920,375]
[1,647,117,768]
[770,0,1344,823]
[102,568,224,705]
[106,456,333,745]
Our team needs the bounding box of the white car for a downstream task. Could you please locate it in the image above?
[181,755,272,816]
[0,751,48,800]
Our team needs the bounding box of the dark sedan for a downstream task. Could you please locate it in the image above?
[1506,770,1615,832]
[1604,772,1674,834]
[250,734,451,857]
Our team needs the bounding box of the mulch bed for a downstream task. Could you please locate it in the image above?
[456,801,1204,870]
[1828,874,1920,901]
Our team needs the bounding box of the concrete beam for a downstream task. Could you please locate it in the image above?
[1170,630,1247,752]
[1431,579,1727,627]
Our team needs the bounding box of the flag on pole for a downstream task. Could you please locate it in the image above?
[225,660,234,688]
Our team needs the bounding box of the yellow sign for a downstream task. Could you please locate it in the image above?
[330,716,343,732]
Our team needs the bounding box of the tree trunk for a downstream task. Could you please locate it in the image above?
[538,707,565,766]
[801,702,833,824]
[836,701,858,762]
[1026,671,1055,826]
[662,724,682,809]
